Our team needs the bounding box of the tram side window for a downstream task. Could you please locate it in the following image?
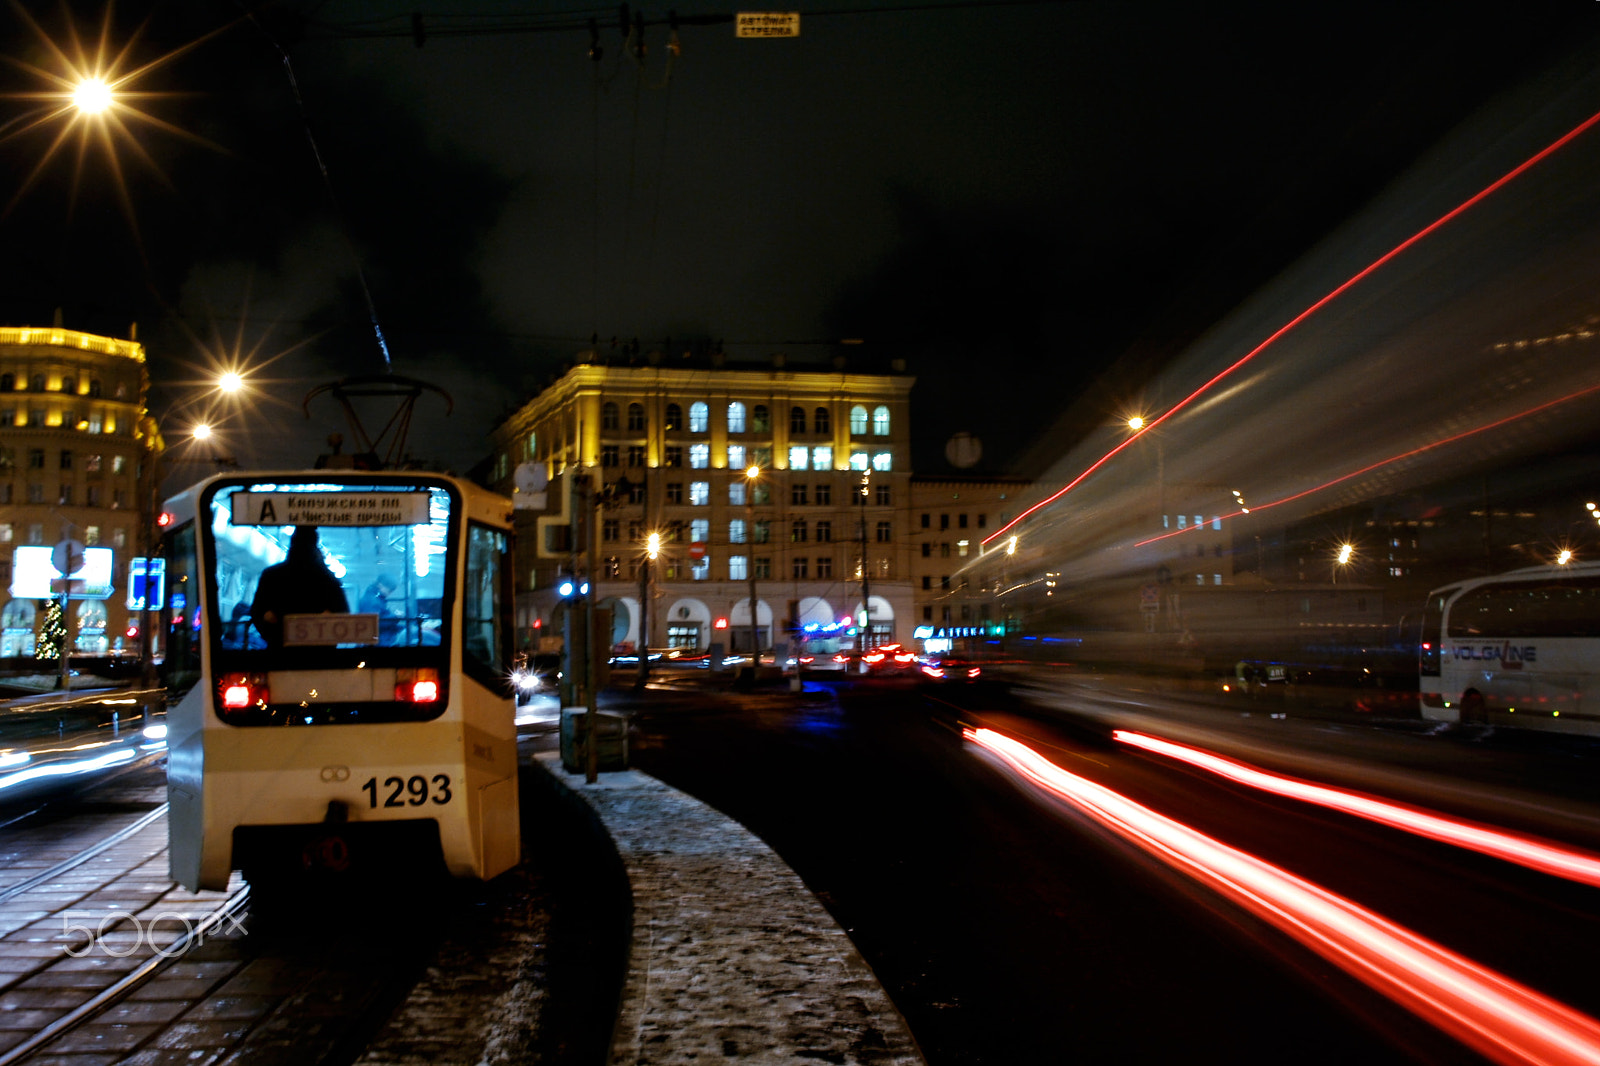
[462,523,510,690]
[163,522,202,697]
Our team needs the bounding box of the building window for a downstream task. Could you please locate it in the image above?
[941,543,951,558]
[921,543,931,557]
[791,484,808,506]
[788,445,808,471]
[752,482,771,505]
[922,575,931,590]
[816,556,833,579]
[628,521,641,541]
[689,443,710,469]
[0,523,10,542]
[727,402,746,433]
[977,514,986,528]
[627,403,646,431]
[752,405,770,433]
[85,453,101,473]
[921,514,930,529]
[29,375,43,392]
[727,444,746,469]
[667,520,686,542]
[600,445,619,467]
[875,484,891,506]
[27,409,42,427]
[58,486,72,506]
[752,446,771,468]
[691,555,710,581]
[922,606,932,621]
[941,575,951,590]
[1213,573,1223,585]
[666,482,683,504]
[729,481,746,506]
[628,481,646,504]
[627,445,646,467]
[729,555,748,581]
[661,446,683,469]
[815,483,831,505]
[112,455,125,475]
[605,556,621,578]
[792,557,808,579]
[753,520,770,544]
[791,519,808,542]
[689,402,709,432]
[664,403,682,430]
[112,488,126,508]
[815,407,831,434]
[690,482,709,505]
[849,451,868,471]
[690,518,709,542]
[603,519,620,542]
[729,519,746,543]
[942,606,952,623]
[872,452,892,472]
[59,450,72,470]
[0,411,10,427]
[873,406,891,435]
[958,540,969,557]
[958,514,968,529]
[753,556,771,579]
[876,521,891,542]
[0,374,9,391]
[27,523,43,543]
[602,402,619,430]
[812,446,832,470]
[27,484,42,503]
[1212,516,1223,531]
[112,528,126,549]
[849,405,868,435]
[816,521,831,542]
[28,449,43,469]
[790,406,806,434]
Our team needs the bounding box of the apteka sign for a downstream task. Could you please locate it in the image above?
[231,491,430,527]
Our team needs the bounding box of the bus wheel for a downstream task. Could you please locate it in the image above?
[1459,691,1486,725]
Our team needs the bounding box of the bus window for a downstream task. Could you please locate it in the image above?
[162,521,202,699]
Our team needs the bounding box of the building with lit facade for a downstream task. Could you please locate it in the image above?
[486,351,915,655]
[0,325,157,660]
[908,475,1032,650]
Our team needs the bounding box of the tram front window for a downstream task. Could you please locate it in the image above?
[201,479,457,725]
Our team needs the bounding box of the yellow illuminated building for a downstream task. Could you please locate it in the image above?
[0,325,156,660]
[488,351,915,655]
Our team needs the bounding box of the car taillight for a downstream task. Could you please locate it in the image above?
[864,652,885,664]
[967,667,981,678]
[396,668,441,703]
[895,653,914,663]
[218,672,268,712]
[923,665,945,679]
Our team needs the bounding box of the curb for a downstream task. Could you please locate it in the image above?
[533,752,926,1066]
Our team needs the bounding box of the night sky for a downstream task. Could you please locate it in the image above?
[1,1,1597,479]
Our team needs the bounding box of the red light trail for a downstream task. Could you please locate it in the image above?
[1113,730,1600,888]
[1130,378,1600,548]
[982,104,1600,549]
[966,726,1600,1066]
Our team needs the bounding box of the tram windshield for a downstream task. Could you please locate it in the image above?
[203,479,456,660]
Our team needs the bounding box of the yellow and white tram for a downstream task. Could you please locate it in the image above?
[161,471,520,892]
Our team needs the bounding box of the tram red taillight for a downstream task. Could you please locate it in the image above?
[395,668,440,703]
[217,672,268,711]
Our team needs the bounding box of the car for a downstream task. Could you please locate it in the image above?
[861,643,918,674]
[512,653,562,703]
[919,658,986,683]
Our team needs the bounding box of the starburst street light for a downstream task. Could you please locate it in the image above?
[1,4,220,221]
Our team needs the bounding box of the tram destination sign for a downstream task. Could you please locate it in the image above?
[232,491,430,527]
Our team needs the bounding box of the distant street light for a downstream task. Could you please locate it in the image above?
[71,77,113,115]
[192,423,212,441]
[1127,416,1145,431]
[218,371,244,394]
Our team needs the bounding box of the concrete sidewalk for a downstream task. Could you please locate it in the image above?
[534,751,924,1066]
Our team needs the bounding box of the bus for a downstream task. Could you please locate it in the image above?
[161,471,521,893]
[1419,562,1600,735]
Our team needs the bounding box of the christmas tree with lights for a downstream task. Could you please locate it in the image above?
[37,599,65,664]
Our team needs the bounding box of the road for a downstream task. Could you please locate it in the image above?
[627,669,1600,1066]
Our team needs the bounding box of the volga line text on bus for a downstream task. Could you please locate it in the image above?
[1450,643,1537,665]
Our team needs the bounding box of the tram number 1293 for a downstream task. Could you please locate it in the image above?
[362,774,453,808]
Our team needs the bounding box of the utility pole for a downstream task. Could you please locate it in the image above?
[858,469,872,657]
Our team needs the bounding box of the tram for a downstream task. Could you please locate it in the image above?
[161,471,520,892]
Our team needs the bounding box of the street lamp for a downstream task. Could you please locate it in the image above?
[1333,542,1354,584]
[745,465,760,665]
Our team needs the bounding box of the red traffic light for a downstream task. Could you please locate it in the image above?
[156,512,173,527]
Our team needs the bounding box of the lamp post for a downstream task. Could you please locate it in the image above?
[637,531,659,690]
[857,469,872,660]
[745,465,760,666]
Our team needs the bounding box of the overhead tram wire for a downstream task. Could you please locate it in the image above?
[234,3,394,374]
